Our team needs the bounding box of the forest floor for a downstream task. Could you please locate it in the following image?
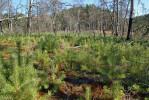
[0,34,148,100]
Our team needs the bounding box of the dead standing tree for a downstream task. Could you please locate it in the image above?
[73,0,83,33]
[0,8,3,35]
[112,0,116,35]
[101,0,106,37]
[0,21,3,35]
[127,0,134,40]
[27,0,34,33]
[100,0,114,36]
[51,0,64,34]
[77,8,81,33]
[8,0,12,32]
[0,0,5,35]
[115,0,119,36]
[36,0,39,33]
[51,0,57,34]
[122,0,130,36]
[0,17,27,35]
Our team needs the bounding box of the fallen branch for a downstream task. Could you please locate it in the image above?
[0,16,27,22]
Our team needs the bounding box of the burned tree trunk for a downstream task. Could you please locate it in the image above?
[127,0,134,40]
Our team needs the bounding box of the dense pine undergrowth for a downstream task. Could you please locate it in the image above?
[0,33,149,100]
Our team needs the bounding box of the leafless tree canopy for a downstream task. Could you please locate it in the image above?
[0,0,148,39]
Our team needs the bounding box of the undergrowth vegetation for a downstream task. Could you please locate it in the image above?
[0,33,149,100]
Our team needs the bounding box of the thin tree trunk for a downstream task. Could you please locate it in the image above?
[27,0,34,33]
[119,1,123,35]
[52,1,57,34]
[0,21,3,35]
[122,0,130,36]
[102,0,106,37]
[0,3,2,35]
[36,0,39,33]
[77,8,81,33]
[116,0,119,36]
[8,0,12,32]
[127,0,134,40]
[112,0,116,35]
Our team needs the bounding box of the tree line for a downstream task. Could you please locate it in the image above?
[0,0,148,40]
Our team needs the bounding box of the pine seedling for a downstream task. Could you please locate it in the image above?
[85,86,91,100]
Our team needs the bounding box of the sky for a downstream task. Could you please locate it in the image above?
[12,0,149,16]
